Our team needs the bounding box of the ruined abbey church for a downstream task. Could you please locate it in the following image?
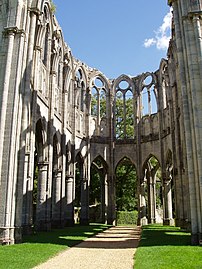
[0,0,202,245]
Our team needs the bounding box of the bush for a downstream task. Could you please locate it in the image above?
[116,210,138,225]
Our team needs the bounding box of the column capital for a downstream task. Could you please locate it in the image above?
[28,7,42,16]
[38,161,49,170]
[65,174,74,182]
[3,27,18,36]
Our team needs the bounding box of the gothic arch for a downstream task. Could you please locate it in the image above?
[114,155,137,171]
[35,3,53,53]
[89,71,110,93]
[91,155,108,171]
[51,133,62,227]
[141,155,163,224]
[142,154,161,170]
[35,119,46,161]
[159,59,169,110]
[114,75,136,139]
[138,72,158,117]
[115,156,138,212]
[113,74,136,95]
[90,155,108,223]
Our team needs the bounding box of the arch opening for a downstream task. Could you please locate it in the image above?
[89,156,108,223]
[115,157,138,225]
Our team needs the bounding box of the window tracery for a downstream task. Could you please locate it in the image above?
[90,76,107,136]
[141,74,157,117]
[115,79,134,139]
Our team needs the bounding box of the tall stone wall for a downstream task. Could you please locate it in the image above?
[0,0,200,244]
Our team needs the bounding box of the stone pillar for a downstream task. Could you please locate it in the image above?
[51,170,62,228]
[104,174,109,224]
[80,178,89,225]
[65,175,74,226]
[150,175,157,224]
[36,162,49,230]
[107,175,116,225]
[0,30,15,178]
[139,180,148,225]
[171,0,202,244]
[99,172,107,223]
[163,179,174,226]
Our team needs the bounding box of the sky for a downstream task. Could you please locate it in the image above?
[53,0,171,79]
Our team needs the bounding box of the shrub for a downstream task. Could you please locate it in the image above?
[116,210,138,225]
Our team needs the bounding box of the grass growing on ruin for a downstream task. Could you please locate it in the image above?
[134,224,202,269]
[0,224,109,269]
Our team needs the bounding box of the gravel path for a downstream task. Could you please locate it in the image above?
[33,226,141,269]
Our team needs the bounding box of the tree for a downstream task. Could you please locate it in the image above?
[116,157,138,211]
[90,165,102,205]
[115,92,134,139]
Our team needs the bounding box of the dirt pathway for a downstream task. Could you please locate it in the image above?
[33,226,141,269]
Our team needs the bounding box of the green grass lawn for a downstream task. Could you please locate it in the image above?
[0,223,109,269]
[134,225,202,269]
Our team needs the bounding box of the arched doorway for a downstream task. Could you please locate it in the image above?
[34,119,48,230]
[115,157,138,225]
[142,155,163,224]
[51,134,62,228]
[75,152,89,225]
[90,156,108,223]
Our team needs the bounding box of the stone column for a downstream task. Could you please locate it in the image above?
[163,178,174,226]
[65,174,74,226]
[171,0,201,244]
[150,175,157,224]
[0,30,15,178]
[99,173,106,223]
[36,162,48,230]
[52,170,62,228]
[80,178,89,225]
[104,174,109,224]
[139,180,148,225]
[107,175,116,225]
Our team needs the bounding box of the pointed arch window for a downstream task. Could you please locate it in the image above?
[141,74,157,117]
[75,69,86,112]
[90,77,107,120]
[42,24,50,66]
[115,80,134,139]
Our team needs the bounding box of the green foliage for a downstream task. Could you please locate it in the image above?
[116,211,138,225]
[50,0,56,13]
[91,90,106,118]
[134,225,202,269]
[115,92,134,139]
[0,224,109,269]
[91,94,97,116]
[116,158,137,211]
[90,165,101,205]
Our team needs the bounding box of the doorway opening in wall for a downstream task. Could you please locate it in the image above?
[143,156,163,224]
[115,157,138,225]
[75,153,83,224]
[33,119,44,230]
[89,156,108,223]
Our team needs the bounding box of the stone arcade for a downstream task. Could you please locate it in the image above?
[0,0,202,245]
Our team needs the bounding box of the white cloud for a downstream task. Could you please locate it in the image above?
[143,9,172,51]
[144,38,156,48]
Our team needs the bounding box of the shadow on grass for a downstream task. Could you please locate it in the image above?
[140,225,191,247]
[23,224,110,247]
